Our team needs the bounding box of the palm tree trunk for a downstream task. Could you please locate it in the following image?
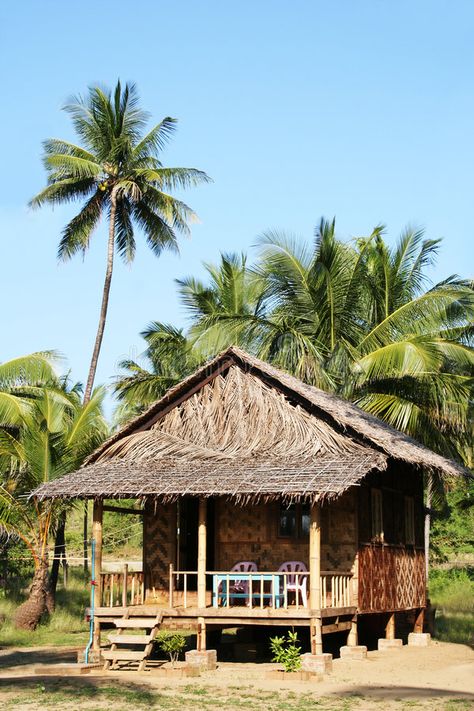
[83,188,118,404]
[48,511,67,611]
[13,557,50,630]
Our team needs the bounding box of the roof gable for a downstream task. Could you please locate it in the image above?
[89,346,465,479]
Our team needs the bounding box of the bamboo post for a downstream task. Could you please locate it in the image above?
[197,498,207,609]
[92,499,103,650]
[197,616,206,651]
[309,501,323,654]
[169,563,174,608]
[122,564,128,607]
[386,612,396,640]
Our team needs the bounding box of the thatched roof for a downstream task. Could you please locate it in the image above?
[33,347,467,503]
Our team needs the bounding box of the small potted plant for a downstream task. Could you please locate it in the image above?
[266,631,318,681]
[156,631,190,677]
[270,631,302,672]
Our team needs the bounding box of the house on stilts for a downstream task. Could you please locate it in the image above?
[33,347,466,668]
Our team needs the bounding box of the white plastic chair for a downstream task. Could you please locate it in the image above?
[278,561,308,607]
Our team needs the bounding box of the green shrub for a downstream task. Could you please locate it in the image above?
[157,631,186,667]
[269,630,302,672]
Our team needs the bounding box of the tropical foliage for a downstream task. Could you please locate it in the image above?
[115,219,474,465]
[0,355,108,629]
[31,80,211,403]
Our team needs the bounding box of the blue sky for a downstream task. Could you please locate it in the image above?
[1,1,473,416]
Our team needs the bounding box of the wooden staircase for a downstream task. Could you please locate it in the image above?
[102,612,163,671]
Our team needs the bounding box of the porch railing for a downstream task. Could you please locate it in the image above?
[169,567,353,610]
[98,566,353,610]
[99,565,144,607]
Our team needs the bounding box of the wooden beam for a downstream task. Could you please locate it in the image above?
[197,498,207,609]
[322,621,353,635]
[103,505,144,516]
[92,499,103,650]
[309,502,323,654]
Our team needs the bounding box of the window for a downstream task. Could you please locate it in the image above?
[278,503,310,538]
[404,496,415,545]
[371,488,384,542]
[279,504,297,537]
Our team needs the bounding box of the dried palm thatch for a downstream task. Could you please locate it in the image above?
[33,347,467,503]
[99,366,367,463]
[34,452,386,503]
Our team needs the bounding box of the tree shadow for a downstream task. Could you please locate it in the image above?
[0,675,157,704]
[322,685,474,701]
[0,647,76,669]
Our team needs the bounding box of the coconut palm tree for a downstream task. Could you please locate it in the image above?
[254,221,474,457]
[0,353,58,426]
[0,386,108,629]
[113,254,266,420]
[120,221,473,462]
[114,323,201,424]
[30,80,211,404]
[177,252,267,355]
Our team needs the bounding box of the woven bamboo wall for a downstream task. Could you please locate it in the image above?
[357,464,426,611]
[142,492,359,604]
[143,500,176,602]
[215,490,358,574]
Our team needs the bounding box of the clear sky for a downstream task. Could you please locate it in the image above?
[1,0,473,416]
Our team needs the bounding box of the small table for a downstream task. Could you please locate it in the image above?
[212,573,281,608]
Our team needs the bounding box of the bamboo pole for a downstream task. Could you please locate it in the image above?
[309,501,323,654]
[92,499,103,650]
[197,498,207,609]
[169,563,174,608]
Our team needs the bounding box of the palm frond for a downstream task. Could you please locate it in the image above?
[57,190,105,260]
[132,200,179,256]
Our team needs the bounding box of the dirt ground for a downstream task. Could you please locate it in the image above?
[0,640,473,710]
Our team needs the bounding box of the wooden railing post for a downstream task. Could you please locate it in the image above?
[122,564,128,607]
[197,498,207,610]
[309,501,323,655]
[92,499,103,650]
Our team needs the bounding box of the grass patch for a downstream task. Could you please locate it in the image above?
[0,680,472,711]
[429,567,474,647]
[0,568,90,648]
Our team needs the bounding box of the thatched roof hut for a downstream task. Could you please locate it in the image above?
[33,347,466,503]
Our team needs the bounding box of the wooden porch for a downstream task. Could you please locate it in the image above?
[91,498,356,653]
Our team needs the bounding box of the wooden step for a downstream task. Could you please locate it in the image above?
[113,618,158,629]
[102,650,147,661]
[107,634,153,645]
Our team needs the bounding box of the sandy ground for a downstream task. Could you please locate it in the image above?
[0,640,473,709]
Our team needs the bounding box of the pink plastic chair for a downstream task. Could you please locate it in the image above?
[278,561,308,607]
[220,561,257,605]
